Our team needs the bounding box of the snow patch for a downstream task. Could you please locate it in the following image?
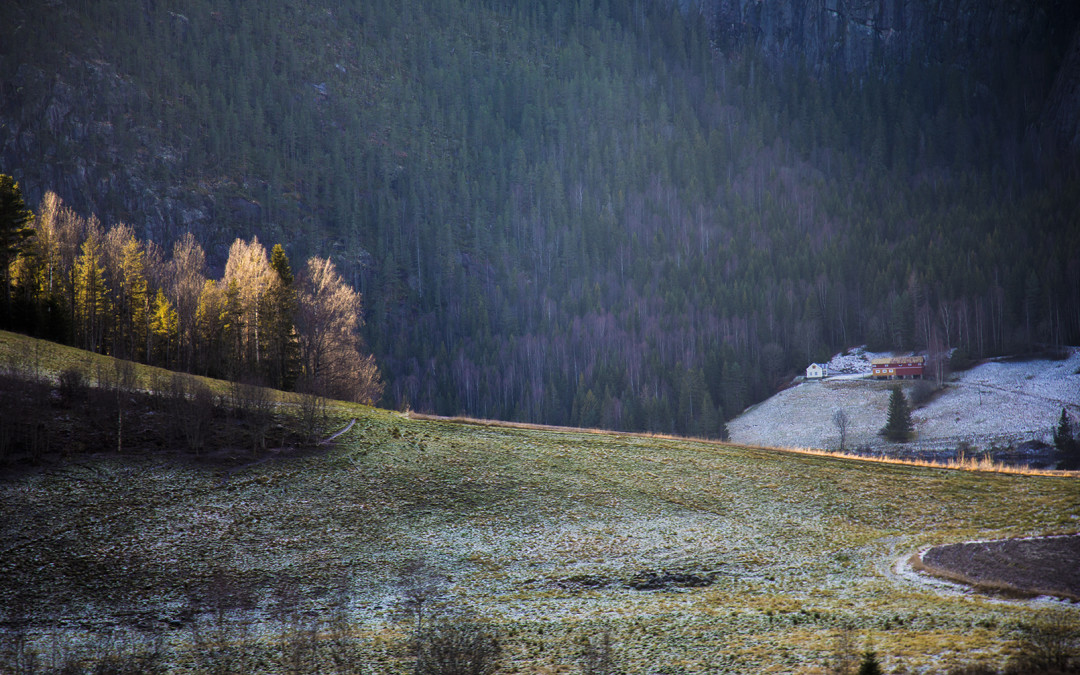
[730,347,1080,452]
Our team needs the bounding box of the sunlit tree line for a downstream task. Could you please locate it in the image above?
[1,184,382,404]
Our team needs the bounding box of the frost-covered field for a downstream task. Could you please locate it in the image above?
[729,348,1080,452]
[2,405,1078,673]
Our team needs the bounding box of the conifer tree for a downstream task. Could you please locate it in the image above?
[0,174,35,325]
[262,243,299,389]
[881,386,914,442]
[858,650,883,675]
[1053,408,1079,469]
[73,222,110,352]
[195,279,226,377]
[221,278,245,378]
[150,287,179,367]
[120,236,149,361]
[101,224,147,360]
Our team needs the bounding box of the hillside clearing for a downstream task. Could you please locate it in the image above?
[729,348,1080,455]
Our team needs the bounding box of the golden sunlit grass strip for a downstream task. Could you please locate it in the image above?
[761,444,1080,477]
[408,412,1080,478]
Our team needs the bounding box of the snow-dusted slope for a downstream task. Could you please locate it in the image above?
[729,348,1080,452]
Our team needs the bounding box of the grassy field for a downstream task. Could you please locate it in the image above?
[1,332,1078,673]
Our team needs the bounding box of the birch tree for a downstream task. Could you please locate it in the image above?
[296,256,382,403]
[169,233,208,371]
[223,237,272,374]
[101,224,148,360]
[73,218,109,352]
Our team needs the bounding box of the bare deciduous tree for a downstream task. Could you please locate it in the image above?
[169,233,208,371]
[826,624,860,675]
[415,618,501,675]
[397,557,445,642]
[296,256,383,403]
[582,630,623,675]
[833,408,851,453]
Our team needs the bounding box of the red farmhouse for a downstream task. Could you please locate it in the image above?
[871,355,925,379]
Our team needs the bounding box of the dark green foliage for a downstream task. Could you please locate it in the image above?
[881,386,914,442]
[263,243,300,389]
[0,175,33,260]
[0,174,34,325]
[1053,408,1079,469]
[858,650,883,675]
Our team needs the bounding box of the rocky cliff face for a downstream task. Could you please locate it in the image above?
[0,55,211,245]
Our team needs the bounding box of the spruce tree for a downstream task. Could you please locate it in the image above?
[263,243,299,388]
[1053,408,1079,469]
[881,386,914,442]
[0,174,35,325]
[858,650,883,675]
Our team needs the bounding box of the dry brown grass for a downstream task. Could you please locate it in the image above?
[407,411,1080,478]
[773,445,1080,477]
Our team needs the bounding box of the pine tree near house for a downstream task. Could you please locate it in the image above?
[1053,408,1079,469]
[881,386,914,442]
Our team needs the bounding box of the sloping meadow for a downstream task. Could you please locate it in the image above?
[2,404,1078,672]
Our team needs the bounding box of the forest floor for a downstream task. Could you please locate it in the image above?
[728,347,1080,457]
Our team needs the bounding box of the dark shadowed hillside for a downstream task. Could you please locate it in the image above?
[1,0,1078,433]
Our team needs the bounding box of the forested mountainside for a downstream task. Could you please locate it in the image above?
[2,0,1078,435]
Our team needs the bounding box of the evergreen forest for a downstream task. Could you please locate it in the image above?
[2,0,1078,436]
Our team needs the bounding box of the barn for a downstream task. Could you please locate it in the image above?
[871,355,924,379]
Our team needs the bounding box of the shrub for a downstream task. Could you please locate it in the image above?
[165,373,215,454]
[581,630,623,675]
[57,368,88,406]
[949,349,976,372]
[907,379,936,407]
[231,379,275,454]
[1006,610,1079,674]
[415,619,501,675]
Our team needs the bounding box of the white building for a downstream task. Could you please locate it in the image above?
[806,363,828,379]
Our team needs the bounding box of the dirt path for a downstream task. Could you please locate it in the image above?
[320,417,356,444]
